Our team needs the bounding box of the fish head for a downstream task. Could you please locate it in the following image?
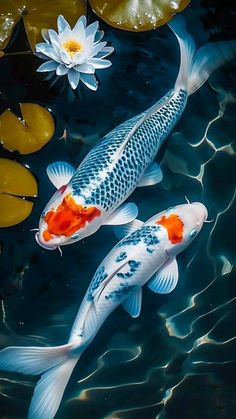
[36,186,104,250]
[152,202,208,257]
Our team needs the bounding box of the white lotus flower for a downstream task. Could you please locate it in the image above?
[36,15,114,91]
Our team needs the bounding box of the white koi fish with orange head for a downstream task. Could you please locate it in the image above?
[36,17,235,251]
[0,202,208,419]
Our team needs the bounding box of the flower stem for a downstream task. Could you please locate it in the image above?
[0,50,32,58]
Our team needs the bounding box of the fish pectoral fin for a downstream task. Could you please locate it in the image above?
[137,162,163,187]
[46,161,76,189]
[122,288,142,318]
[148,258,179,294]
[104,202,138,226]
[112,219,144,240]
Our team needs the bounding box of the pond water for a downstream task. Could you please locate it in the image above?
[0,1,236,418]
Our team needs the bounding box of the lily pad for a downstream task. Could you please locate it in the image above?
[89,0,190,31]
[0,158,38,227]
[0,0,87,51]
[0,103,55,154]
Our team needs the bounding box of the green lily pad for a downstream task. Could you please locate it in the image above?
[0,158,38,227]
[89,0,190,31]
[0,103,55,154]
[0,0,87,51]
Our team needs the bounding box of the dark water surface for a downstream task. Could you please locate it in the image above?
[0,1,236,418]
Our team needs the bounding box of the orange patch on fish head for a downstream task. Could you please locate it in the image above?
[42,194,101,242]
[156,213,184,244]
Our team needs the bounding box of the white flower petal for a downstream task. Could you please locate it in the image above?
[85,21,99,39]
[90,41,107,59]
[60,50,71,65]
[75,15,87,28]
[56,64,69,75]
[94,30,104,44]
[72,19,86,40]
[70,51,88,65]
[95,46,114,59]
[74,63,95,74]
[80,73,98,91]
[85,34,95,46]
[41,29,50,43]
[37,60,58,72]
[68,69,81,89]
[57,15,71,33]
[36,15,113,90]
[70,37,93,65]
[35,42,49,51]
[87,58,112,69]
[35,43,61,63]
[48,29,59,45]
[47,29,61,55]
[58,27,73,44]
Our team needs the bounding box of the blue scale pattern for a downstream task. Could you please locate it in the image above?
[105,284,135,302]
[87,266,108,301]
[71,89,188,211]
[117,260,141,279]
[115,252,127,263]
[116,225,161,252]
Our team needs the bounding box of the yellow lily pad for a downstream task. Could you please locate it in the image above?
[89,0,190,31]
[0,0,87,51]
[0,103,55,154]
[0,158,38,227]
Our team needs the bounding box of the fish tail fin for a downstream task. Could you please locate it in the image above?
[0,343,80,419]
[28,356,78,419]
[168,16,236,95]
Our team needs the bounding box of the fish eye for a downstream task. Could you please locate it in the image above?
[189,229,197,238]
[71,233,80,240]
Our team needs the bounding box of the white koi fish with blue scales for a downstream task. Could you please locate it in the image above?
[0,202,207,419]
[36,17,236,251]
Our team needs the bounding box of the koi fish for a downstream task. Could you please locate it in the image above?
[0,202,208,419]
[35,18,235,251]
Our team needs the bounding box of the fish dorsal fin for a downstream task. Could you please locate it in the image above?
[137,162,163,187]
[46,161,75,189]
[148,258,179,294]
[104,202,138,226]
[122,288,142,318]
[116,93,174,157]
[113,219,144,240]
[92,260,129,302]
[83,303,97,338]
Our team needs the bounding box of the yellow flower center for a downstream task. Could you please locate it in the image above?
[63,39,82,57]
